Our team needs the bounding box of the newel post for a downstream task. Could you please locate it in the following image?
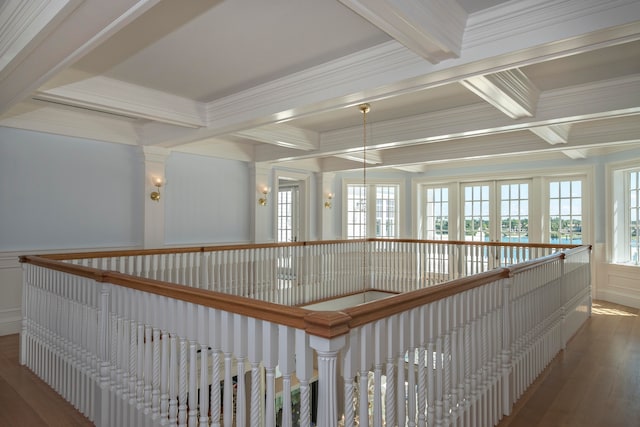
[306,311,351,427]
[501,276,512,416]
[95,283,111,427]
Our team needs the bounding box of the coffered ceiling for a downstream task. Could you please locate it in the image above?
[1,0,639,173]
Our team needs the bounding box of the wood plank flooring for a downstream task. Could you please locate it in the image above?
[498,300,640,427]
[0,300,638,427]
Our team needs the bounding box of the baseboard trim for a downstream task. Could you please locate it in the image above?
[596,289,640,310]
[0,308,21,336]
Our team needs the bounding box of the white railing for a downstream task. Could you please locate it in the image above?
[55,240,568,306]
[20,240,591,427]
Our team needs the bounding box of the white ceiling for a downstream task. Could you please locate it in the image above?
[1,0,640,173]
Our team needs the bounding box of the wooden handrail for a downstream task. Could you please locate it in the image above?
[34,238,577,260]
[20,243,591,339]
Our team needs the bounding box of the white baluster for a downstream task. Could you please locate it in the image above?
[248,319,263,427]
[234,314,247,427]
[188,341,198,427]
[278,325,295,427]
[178,338,188,427]
[358,323,372,427]
[386,315,398,427]
[144,326,153,423]
[168,335,178,426]
[342,328,358,427]
[263,322,278,427]
[296,329,314,427]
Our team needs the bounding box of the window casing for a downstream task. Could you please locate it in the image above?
[611,165,640,265]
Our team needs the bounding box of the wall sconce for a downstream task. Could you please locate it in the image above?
[258,186,270,206]
[324,193,333,209]
[150,177,163,202]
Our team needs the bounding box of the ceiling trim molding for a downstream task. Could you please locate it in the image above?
[465,0,640,48]
[234,124,319,151]
[338,0,466,63]
[0,103,140,145]
[36,75,206,128]
[461,69,539,118]
[0,0,162,115]
[0,0,79,75]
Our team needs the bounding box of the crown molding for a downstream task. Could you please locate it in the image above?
[338,0,466,63]
[36,75,205,128]
[461,68,539,119]
[0,101,140,145]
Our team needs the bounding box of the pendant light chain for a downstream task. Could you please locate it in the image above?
[359,103,370,297]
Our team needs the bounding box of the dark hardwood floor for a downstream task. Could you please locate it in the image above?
[0,300,638,427]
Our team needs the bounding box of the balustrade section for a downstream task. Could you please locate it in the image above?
[20,241,590,427]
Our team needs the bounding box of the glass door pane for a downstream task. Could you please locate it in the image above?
[463,184,491,242]
[500,182,529,243]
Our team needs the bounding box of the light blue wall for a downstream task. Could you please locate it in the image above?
[0,127,143,251]
[164,152,250,245]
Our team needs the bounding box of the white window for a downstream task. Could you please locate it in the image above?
[611,165,640,265]
[345,182,400,239]
[549,179,583,244]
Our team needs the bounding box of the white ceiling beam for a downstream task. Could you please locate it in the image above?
[461,69,539,119]
[530,124,572,145]
[255,74,640,162]
[0,0,162,115]
[334,150,383,165]
[372,115,640,167]
[338,0,466,63]
[233,124,319,151]
[562,149,588,159]
[0,0,79,76]
[173,138,255,163]
[35,74,206,128]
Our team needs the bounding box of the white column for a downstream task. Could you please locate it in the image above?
[310,334,347,427]
[251,162,273,243]
[142,146,169,248]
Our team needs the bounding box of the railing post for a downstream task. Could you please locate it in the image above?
[310,334,347,427]
[95,283,111,427]
[501,276,512,416]
[306,311,351,427]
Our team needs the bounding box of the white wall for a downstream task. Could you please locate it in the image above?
[0,128,255,335]
[0,127,143,251]
[0,127,144,334]
[164,152,250,245]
